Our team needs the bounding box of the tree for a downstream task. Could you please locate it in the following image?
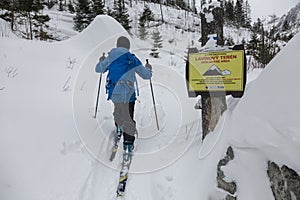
[243,0,251,28]
[110,0,132,32]
[224,0,234,25]
[200,0,224,46]
[138,19,147,40]
[140,5,154,27]
[247,17,281,68]
[0,0,15,30]
[159,0,164,22]
[91,0,105,18]
[67,1,75,13]
[33,14,53,40]
[0,0,11,11]
[267,14,279,28]
[15,0,52,40]
[252,17,263,33]
[138,9,148,40]
[234,0,245,27]
[150,28,163,58]
[247,31,259,56]
[74,0,93,32]
[282,20,289,31]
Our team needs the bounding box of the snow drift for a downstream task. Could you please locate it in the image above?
[198,32,300,200]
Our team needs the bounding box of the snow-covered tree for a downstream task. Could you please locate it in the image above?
[74,0,93,32]
[141,5,154,27]
[91,0,105,18]
[224,0,234,25]
[9,0,52,40]
[234,0,245,27]
[67,1,75,13]
[0,0,15,30]
[138,14,147,40]
[109,0,132,32]
[150,28,163,58]
[244,0,251,28]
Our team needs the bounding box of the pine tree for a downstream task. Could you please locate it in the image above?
[268,14,279,27]
[150,28,163,58]
[16,0,51,40]
[141,5,154,27]
[252,17,263,33]
[33,14,53,40]
[138,5,154,40]
[224,0,234,25]
[91,0,105,19]
[138,14,147,40]
[247,31,259,57]
[244,0,251,28]
[0,0,10,10]
[110,0,132,32]
[67,1,75,13]
[1,0,51,40]
[0,0,16,31]
[234,0,245,28]
[282,20,289,31]
[74,0,93,32]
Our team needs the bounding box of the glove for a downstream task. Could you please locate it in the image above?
[99,53,106,62]
[145,59,152,71]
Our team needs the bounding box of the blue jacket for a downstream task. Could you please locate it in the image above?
[95,47,152,103]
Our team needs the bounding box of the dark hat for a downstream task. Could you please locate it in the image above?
[117,36,130,50]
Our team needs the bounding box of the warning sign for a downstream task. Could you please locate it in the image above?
[188,50,245,93]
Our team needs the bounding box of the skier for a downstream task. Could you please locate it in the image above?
[95,36,152,158]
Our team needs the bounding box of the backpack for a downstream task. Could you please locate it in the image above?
[105,52,138,102]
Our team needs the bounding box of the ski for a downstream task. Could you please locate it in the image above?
[110,127,122,162]
[116,144,133,197]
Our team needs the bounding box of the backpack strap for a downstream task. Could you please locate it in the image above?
[126,53,140,97]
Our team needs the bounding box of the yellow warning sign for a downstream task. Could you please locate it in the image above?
[188,50,244,92]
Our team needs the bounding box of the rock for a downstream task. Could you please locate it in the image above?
[267,161,300,200]
[217,146,237,199]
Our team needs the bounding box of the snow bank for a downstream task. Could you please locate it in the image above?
[66,15,128,52]
[231,32,300,170]
[218,32,300,200]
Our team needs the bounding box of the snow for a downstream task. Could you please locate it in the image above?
[1,8,300,200]
[201,0,221,23]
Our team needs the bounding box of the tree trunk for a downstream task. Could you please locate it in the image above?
[200,1,227,141]
[160,1,164,23]
[201,94,227,140]
[28,12,33,40]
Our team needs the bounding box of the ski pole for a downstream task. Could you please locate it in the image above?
[94,73,102,119]
[94,53,106,119]
[146,59,159,130]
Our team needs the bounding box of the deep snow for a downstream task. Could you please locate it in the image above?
[0,14,299,200]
